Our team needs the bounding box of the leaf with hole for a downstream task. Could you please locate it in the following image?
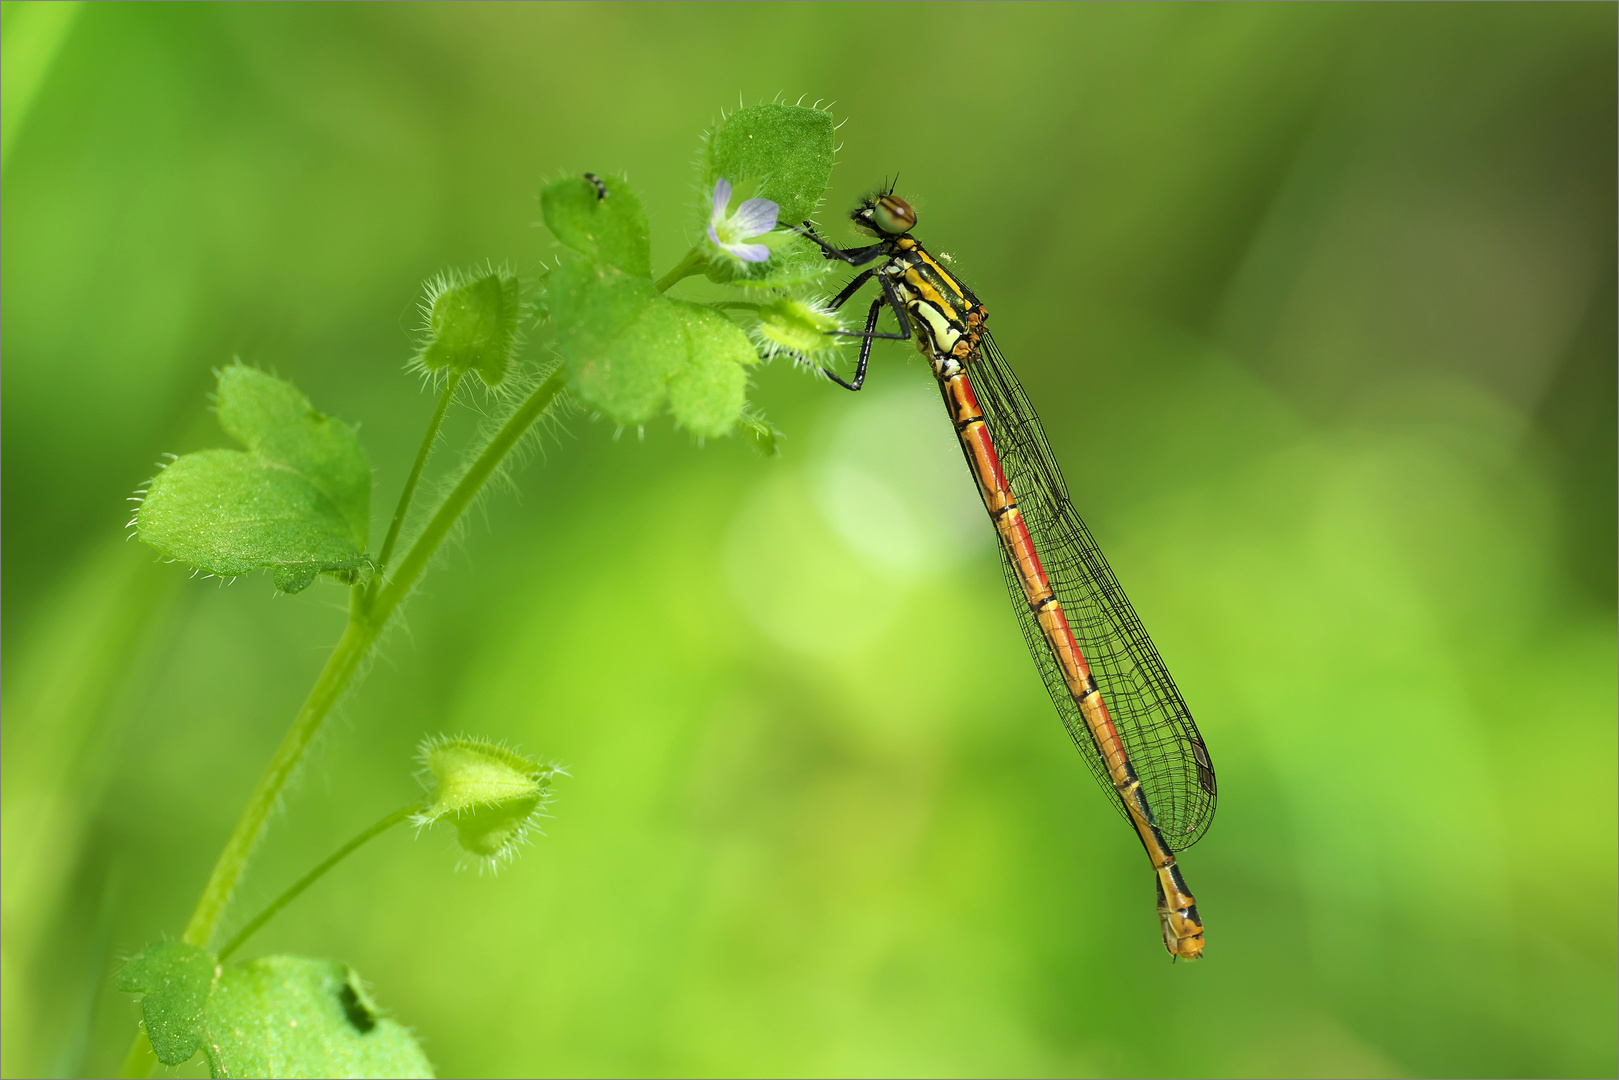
[119,945,432,1078]
[207,956,432,1079]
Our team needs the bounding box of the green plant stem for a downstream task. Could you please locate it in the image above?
[217,803,421,962]
[373,370,464,586]
[179,619,372,948]
[123,364,571,1076]
[367,366,568,629]
[179,365,568,950]
[654,247,707,292]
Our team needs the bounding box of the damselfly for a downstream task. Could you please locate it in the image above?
[795,189,1218,960]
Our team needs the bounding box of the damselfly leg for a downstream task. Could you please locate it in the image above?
[793,222,916,391]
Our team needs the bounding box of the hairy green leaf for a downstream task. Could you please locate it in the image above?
[137,367,370,593]
[704,104,835,226]
[207,956,433,1079]
[117,942,216,1066]
[541,173,651,278]
[420,271,521,385]
[667,300,754,438]
[551,261,760,437]
[120,946,431,1078]
[550,259,684,425]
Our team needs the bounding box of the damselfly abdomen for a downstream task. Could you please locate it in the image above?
[796,190,1218,960]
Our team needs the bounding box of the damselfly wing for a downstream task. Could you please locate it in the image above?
[795,189,1217,959]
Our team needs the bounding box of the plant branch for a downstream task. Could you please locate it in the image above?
[177,365,569,953]
[654,247,707,293]
[373,370,464,588]
[368,365,568,629]
[180,618,372,948]
[217,803,421,962]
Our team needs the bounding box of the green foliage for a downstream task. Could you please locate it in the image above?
[208,957,432,1079]
[111,91,866,1080]
[545,213,761,438]
[116,942,216,1066]
[549,259,679,422]
[120,944,432,1078]
[539,174,651,277]
[700,105,838,290]
[703,103,835,226]
[136,367,371,593]
[110,91,843,1080]
[536,104,838,439]
[666,300,757,438]
[420,270,522,386]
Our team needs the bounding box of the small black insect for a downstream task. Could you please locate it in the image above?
[583,173,608,200]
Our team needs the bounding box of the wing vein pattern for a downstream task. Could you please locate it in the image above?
[967,333,1217,851]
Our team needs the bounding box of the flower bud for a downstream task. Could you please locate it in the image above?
[755,297,844,358]
[414,736,564,867]
[418,270,521,386]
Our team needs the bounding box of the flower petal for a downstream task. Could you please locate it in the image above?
[728,241,771,263]
[712,177,733,222]
[707,222,722,247]
[731,197,780,238]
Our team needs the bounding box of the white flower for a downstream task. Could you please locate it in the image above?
[707,177,778,263]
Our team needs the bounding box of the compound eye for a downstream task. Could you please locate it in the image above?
[873,195,916,234]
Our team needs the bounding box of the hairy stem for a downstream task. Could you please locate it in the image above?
[654,247,707,293]
[217,803,420,962]
[122,365,570,1076]
[368,366,568,628]
[179,366,568,949]
[373,370,464,586]
[180,619,372,947]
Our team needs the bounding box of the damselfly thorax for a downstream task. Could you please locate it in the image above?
[879,237,988,375]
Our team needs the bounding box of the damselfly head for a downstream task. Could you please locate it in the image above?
[853,192,917,236]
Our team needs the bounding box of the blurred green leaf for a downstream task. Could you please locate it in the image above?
[136,367,370,593]
[541,174,652,278]
[0,0,83,169]
[703,104,835,226]
[551,260,758,436]
[667,300,754,438]
[420,270,521,386]
[550,259,683,426]
[116,941,215,1067]
[207,956,433,1079]
[214,367,370,543]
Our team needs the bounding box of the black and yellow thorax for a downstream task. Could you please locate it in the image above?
[880,236,988,377]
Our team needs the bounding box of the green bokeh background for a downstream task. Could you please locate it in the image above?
[3,3,1614,1077]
